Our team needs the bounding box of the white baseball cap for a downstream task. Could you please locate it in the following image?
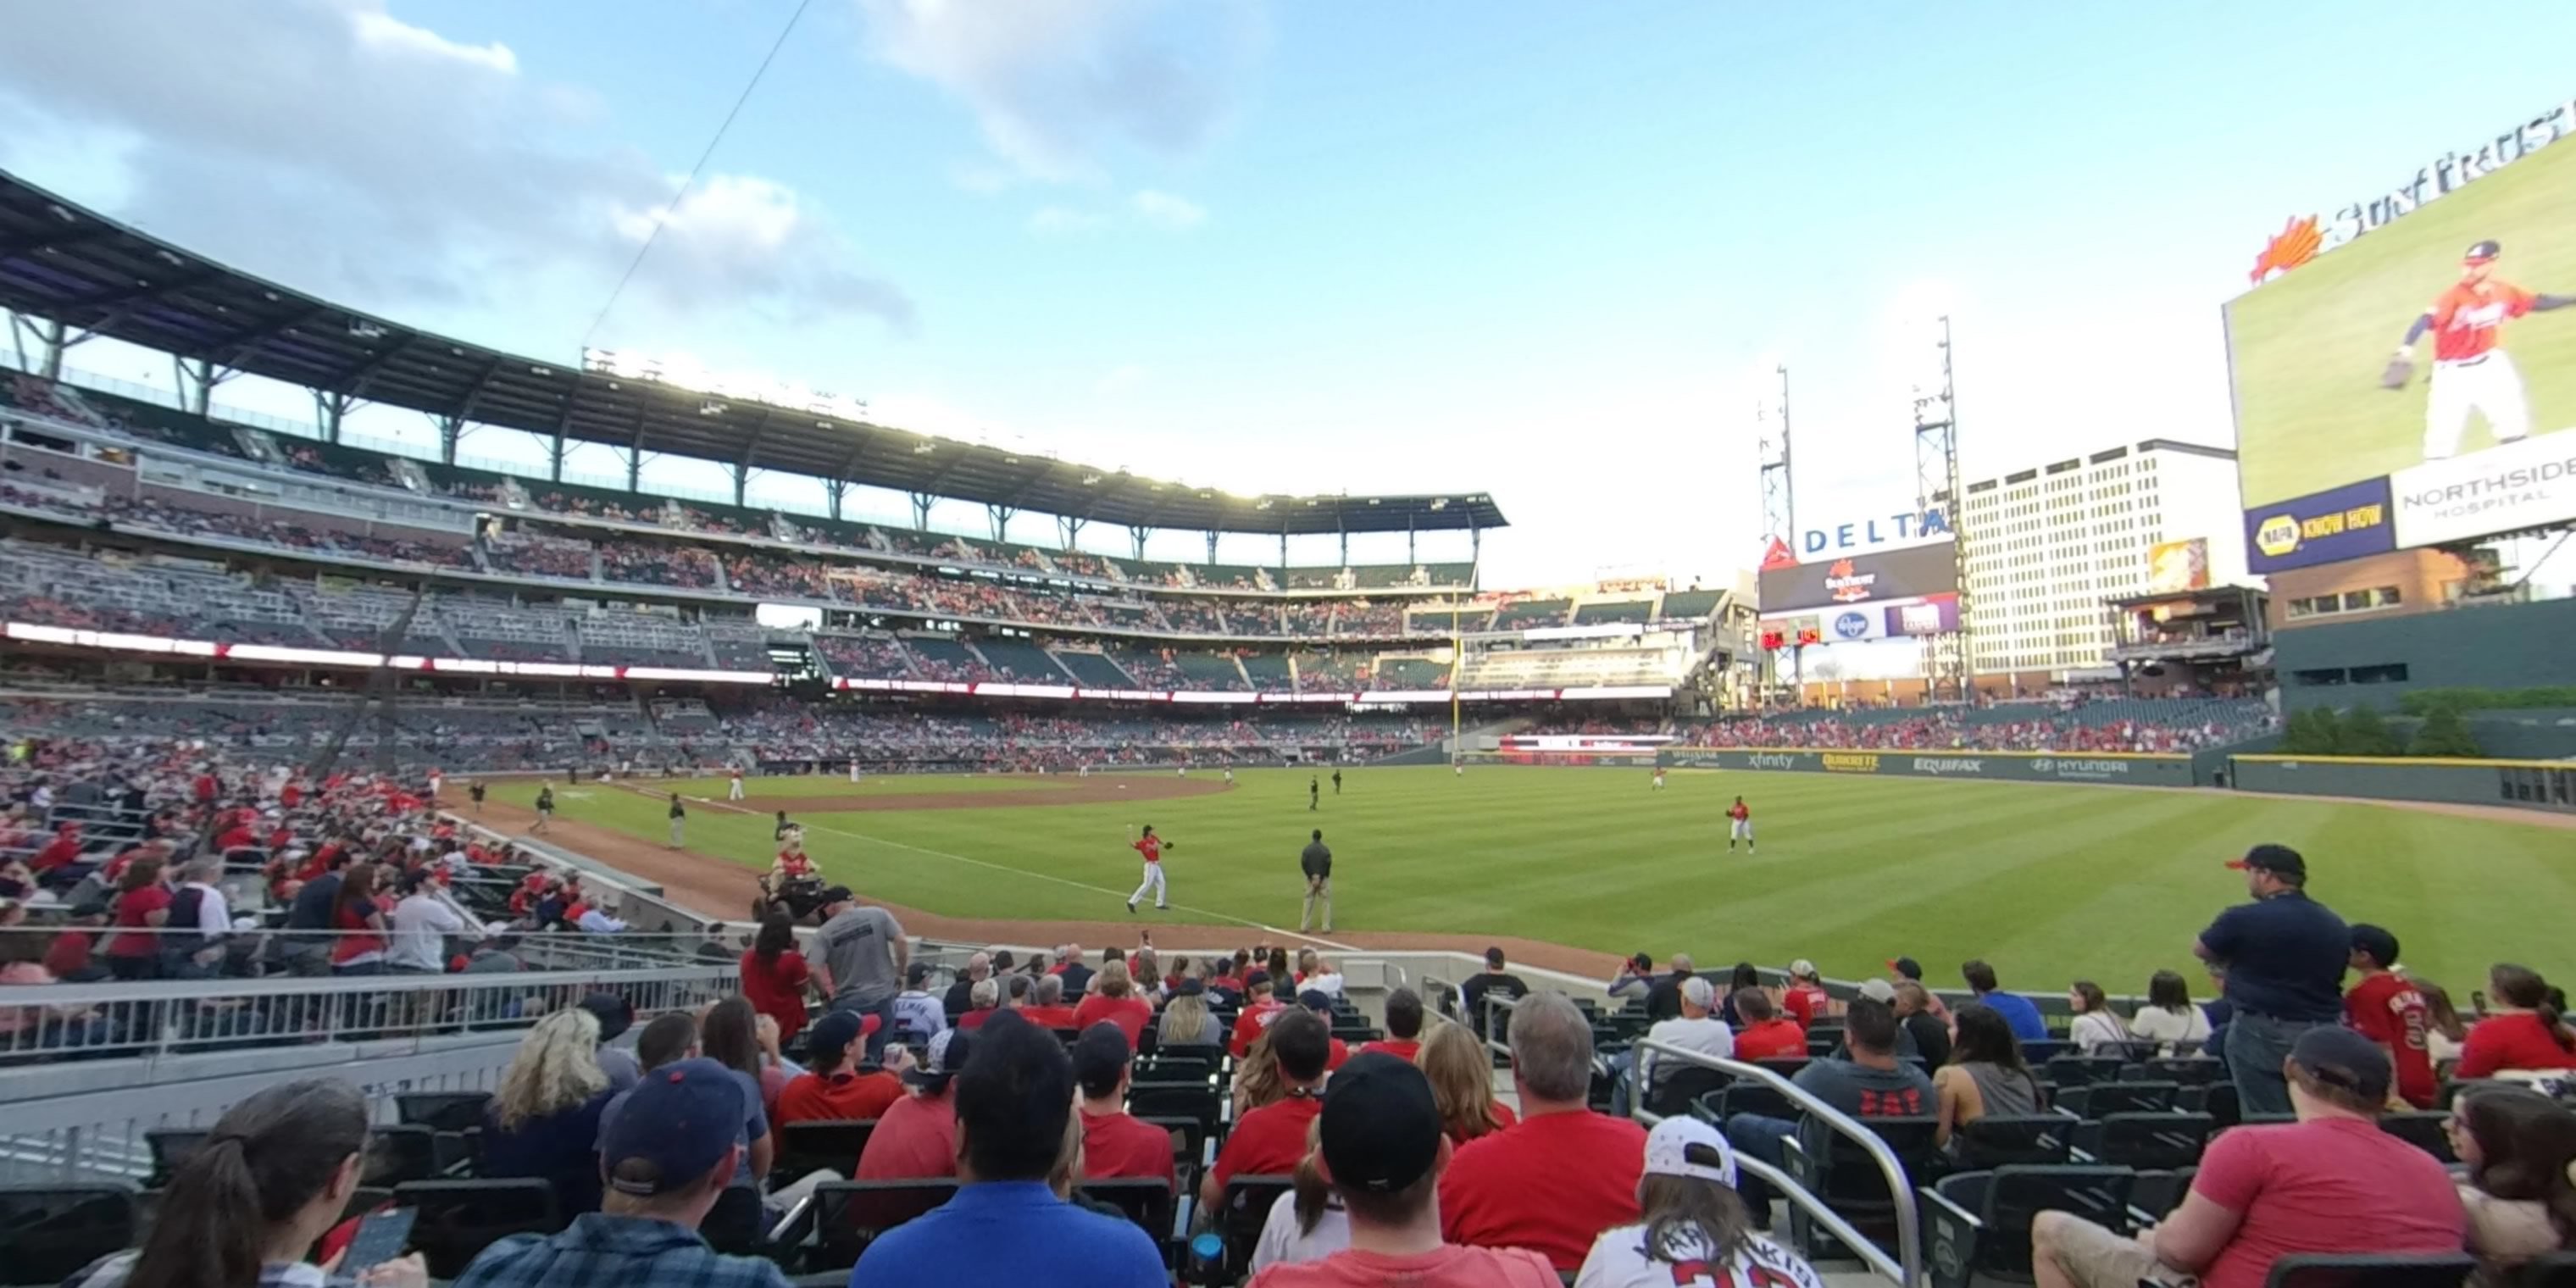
[1679,975,1715,1008]
[1788,958,1818,979]
[1856,978,1897,1003]
[1644,1117,1738,1187]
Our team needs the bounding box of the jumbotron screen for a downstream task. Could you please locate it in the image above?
[2225,114,2576,571]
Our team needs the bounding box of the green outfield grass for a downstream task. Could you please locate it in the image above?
[492,767,2568,995]
[2229,136,2576,508]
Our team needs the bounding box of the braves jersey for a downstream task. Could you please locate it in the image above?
[777,850,813,877]
[2429,280,2537,362]
[1135,836,1164,864]
[1728,803,1750,822]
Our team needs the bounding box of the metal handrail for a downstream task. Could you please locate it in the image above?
[1629,1041,1921,1288]
[1470,990,1918,1288]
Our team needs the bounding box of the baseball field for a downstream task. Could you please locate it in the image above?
[482,766,2570,995]
[2228,132,2576,508]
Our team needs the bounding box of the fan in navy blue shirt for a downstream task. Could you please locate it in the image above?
[2195,844,2349,1116]
[1959,959,2050,1043]
[851,1012,1163,1288]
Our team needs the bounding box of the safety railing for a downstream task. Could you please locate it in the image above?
[0,959,737,1065]
[1628,1041,1922,1288]
[1474,993,1920,1288]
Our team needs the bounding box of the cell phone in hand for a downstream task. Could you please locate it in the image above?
[331,1207,417,1286]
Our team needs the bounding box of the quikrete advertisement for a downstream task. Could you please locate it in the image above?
[1660,747,2196,787]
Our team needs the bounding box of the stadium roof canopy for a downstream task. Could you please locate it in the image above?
[0,170,1505,537]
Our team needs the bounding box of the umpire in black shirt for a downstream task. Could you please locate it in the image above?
[1299,830,1333,933]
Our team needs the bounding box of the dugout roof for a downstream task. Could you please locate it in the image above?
[0,170,1506,537]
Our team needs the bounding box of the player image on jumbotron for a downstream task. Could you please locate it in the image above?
[2381,240,2575,463]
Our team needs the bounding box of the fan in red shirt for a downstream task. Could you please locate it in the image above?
[1729,987,1807,1061]
[1359,987,1427,1063]
[856,1028,970,1180]
[1295,990,1353,1071]
[1231,970,1290,1058]
[2341,925,2436,1108]
[1438,992,1646,1272]
[1019,974,1080,1030]
[1071,1024,1177,1187]
[739,913,814,1043]
[1204,1010,1333,1212]
[774,1009,901,1124]
[2456,964,2576,1079]
[1780,959,1832,1030]
[1069,959,1155,1046]
[30,823,83,874]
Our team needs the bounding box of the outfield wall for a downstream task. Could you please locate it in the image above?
[2228,754,2576,813]
[1657,747,2196,787]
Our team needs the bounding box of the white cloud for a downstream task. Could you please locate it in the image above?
[0,0,913,335]
[1027,205,1109,236]
[854,0,1265,181]
[1130,188,1206,230]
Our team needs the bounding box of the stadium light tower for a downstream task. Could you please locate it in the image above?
[1912,315,1971,703]
[1754,364,1795,702]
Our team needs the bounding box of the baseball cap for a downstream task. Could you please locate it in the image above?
[1643,1116,1738,1187]
[579,992,634,1043]
[601,1058,743,1196]
[1679,976,1716,1009]
[905,961,932,988]
[1071,1022,1135,1097]
[2225,844,2307,880]
[905,1027,972,1089]
[2349,924,2401,969]
[1245,969,1273,992]
[1319,1052,1443,1193]
[817,885,854,907]
[1855,978,1897,1004]
[1298,989,1334,1013]
[1175,978,1206,997]
[1888,957,1924,981]
[2466,239,2501,261]
[808,1008,881,1058]
[1788,958,1818,980]
[2290,1024,2392,1104]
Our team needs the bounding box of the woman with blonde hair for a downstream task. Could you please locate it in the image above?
[1158,985,1223,1052]
[480,1008,613,1213]
[1073,958,1155,1044]
[1418,1018,1518,1143]
[1234,1029,1286,1114]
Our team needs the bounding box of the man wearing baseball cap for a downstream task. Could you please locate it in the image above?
[1614,974,1733,1118]
[854,1026,970,1180]
[2194,844,2348,1117]
[773,1009,901,1124]
[1247,1052,1557,1287]
[452,1058,790,1288]
[1780,959,1831,1030]
[2032,1026,2463,1288]
[856,1013,1164,1286]
[1230,969,1289,1059]
[811,886,906,1063]
[1576,1118,1827,1288]
[1071,1022,1176,1186]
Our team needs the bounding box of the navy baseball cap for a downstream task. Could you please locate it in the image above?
[2227,844,2306,880]
[808,1008,880,1056]
[2290,1024,2392,1104]
[2466,240,2501,261]
[2350,924,2401,969]
[1319,1052,1443,1194]
[1245,969,1273,991]
[1071,1022,1134,1097]
[602,1058,742,1195]
[1298,989,1334,1013]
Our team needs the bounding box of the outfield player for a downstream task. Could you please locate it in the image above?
[1652,767,1667,791]
[1727,796,1753,853]
[532,785,554,834]
[727,766,746,801]
[1126,824,1175,913]
[1224,765,1235,785]
[1332,768,1342,795]
[2390,239,2575,460]
[847,757,861,785]
[1308,775,1320,811]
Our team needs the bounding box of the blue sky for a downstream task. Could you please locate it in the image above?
[3,1,2573,586]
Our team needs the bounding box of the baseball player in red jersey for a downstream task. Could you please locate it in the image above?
[1727,796,1753,853]
[728,767,747,801]
[1125,824,1176,913]
[2389,240,2574,460]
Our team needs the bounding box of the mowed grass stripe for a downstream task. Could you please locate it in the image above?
[490,767,2566,990]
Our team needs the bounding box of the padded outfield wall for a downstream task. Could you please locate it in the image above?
[1658,747,2197,787]
[2229,754,2576,813]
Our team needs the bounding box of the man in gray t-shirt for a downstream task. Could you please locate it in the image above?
[814,886,907,1059]
[1724,995,1933,1218]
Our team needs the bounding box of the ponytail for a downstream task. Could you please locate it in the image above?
[1290,1133,1336,1236]
[124,1080,368,1288]
[2492,965,2576,1052]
